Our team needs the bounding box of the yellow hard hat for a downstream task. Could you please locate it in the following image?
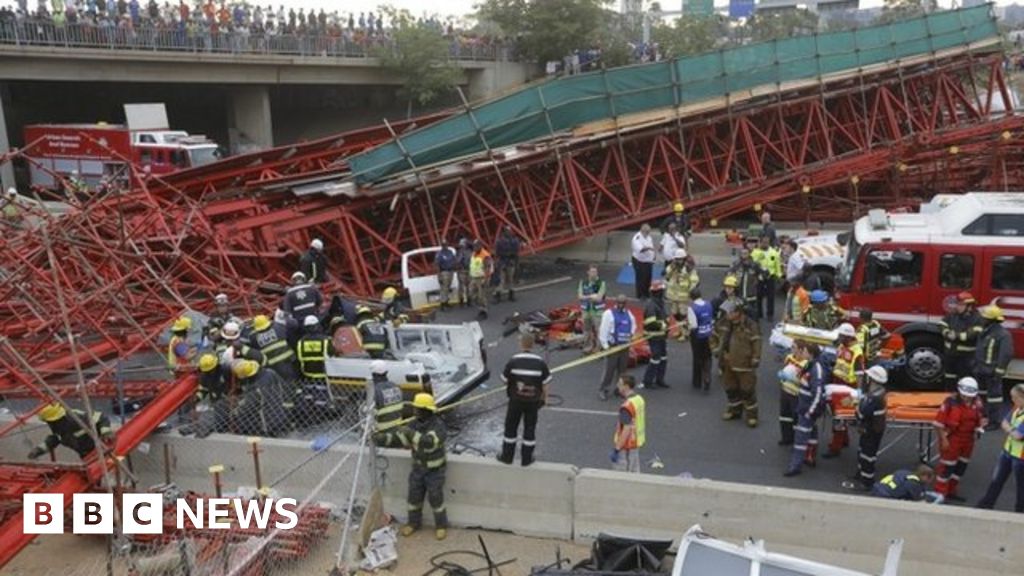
[198,353,218,373]
[39,403,66,423]
[356,305,372,316]
[673,202,684,213]
[382,287,398,302]
[252,315,271,332]
[231,359,260,379]
[172,316,192,332]
[723,274,739,288]
[980,304,1004,321]
[412,393,437,412]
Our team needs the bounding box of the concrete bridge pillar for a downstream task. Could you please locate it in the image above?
[0,85,15,193]
[228,86,273,155]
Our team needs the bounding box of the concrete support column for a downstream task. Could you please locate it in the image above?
[228,86,273,155]
[0,85,15,192]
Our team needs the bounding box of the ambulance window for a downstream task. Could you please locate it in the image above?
[963,214,1024,236]
[939,254,973,289]
[991,255,1024,291]
[863,249,923,291]
[138,134,156,143]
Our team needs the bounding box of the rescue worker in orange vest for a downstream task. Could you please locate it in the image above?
[777,356,807,446]
[940,292,982,389]
[469,239,493,320]
[710,299,762,427]
[28,404,113,460]
[856,308,889,366]
[167,316,196,371]
[933,376,987,502]
[783,277,810,325]
[824,322,864,458]
[612,375,645,473]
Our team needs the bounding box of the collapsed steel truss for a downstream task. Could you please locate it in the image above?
[0,38,1021,568]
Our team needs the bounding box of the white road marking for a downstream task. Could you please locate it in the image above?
[548,407,619,416]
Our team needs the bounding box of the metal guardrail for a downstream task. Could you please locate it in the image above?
[0,19,510,61]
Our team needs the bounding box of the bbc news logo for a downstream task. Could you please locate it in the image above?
[23,494,299,534]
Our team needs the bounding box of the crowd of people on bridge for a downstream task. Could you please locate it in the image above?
[0,0,501,55]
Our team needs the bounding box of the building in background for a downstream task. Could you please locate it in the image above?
[684,0,716,17]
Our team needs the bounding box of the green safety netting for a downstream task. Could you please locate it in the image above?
[348,5,999,185]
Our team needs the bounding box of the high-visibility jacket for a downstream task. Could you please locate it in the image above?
[578,278,607,313]
[251,324,295,368]
[167,334,191,369]
[296,335,330,379]
[357,317,388,353]
[873,470,926,501]
[833,343,864,386]
[615,394,646,450]
[857,320,887,363]
[38,409,112,458]
[780,354,806,396]
[690,300,714,340]
[751,247,782,279]
[372,375,404,432]
[377,416,448,469]
[785,286,810,323]
[803,304,843,330]
[469,249,492,279]
[1004,408,1024,459]
[609,308,634,346]
[940,310,983,354]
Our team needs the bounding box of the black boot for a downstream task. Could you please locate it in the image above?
[497,442,515,465]
[509,290,516,302]
[521,444,535,467]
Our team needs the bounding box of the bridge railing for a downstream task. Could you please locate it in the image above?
[0,19,510,61]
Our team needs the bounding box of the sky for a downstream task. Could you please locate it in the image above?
[260,0,1008,20]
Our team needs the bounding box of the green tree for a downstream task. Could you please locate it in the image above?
[375,8,463,114]
[875,0,937,25]
[653,15,723,58]
[475,0,610,64]
[745,9,819,43]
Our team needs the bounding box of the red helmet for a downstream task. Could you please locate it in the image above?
[957,292,976,305]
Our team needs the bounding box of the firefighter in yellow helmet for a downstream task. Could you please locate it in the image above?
[662,201,691,238]
[167,316,195,371]
[381,287,409,325]
[28,403,113,460]
[356,305,389,359]
[195,353,231,436]
[377,393,449,540]
[714,274,744,320]
[710,299,762,427]
[975,304,1015,425]
[231,359,289,437]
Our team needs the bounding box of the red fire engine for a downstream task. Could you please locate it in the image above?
[21,104,219,191]
[834,193,1024,387]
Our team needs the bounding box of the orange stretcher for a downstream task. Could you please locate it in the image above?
[833,391,948,462]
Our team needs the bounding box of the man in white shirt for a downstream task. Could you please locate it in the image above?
[660,222,686,263]
[597,294,637,400]
[784,239,805,284]
[631,224,656,299]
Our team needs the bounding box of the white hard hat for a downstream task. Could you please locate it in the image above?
[780,364,801,382]
[291,271,307,282]
[303,315,320,328]
[837,323,856,338]
[674,248,687,260]
[865,365,888,385]
[220,321,241,341]
[273,308,287,323]
[370,360,387,375]
[214,293,229,305]
[310,238,324,251]
[5,187,15,197]
[957,376,979,397]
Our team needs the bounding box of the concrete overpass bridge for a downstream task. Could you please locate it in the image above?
[0,20,534,188]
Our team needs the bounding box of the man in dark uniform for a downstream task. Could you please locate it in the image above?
[282,271,323,320]
[231,359,290,437]
[356,305,389,359]
[710,300,762,427]
[975,304,1015,425]
[378,393,450,541]
[249,314,298,382]
[642,280,669,389]
[299,238,328,284]
[370,360,404,438]
[195,353,231,437]
[872,465,938,502]
[28,404,113,460]
[494,226,521,303]
[940,292,982,389]
[296,314,334,422]
[498,333,551,467]
[854,366,889,490]
[785,341,827,476]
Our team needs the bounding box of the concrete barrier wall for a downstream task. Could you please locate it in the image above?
[574,469,1024,575]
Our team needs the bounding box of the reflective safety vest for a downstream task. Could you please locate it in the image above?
[611,308,633,345]
[469,249,491,278]
[579,279,606,313]
[833,343,864,386]
[252,326,294,367]
[411,418,447,469]
[297,337,330,379]
[1004,408,1024,459]
[786,286,810,323]
[167,335,190,369]
[615,394,646,450]
[780,354,806,396]
[357,318,388,352]
[857,320,886,362]
[691,300,714,339]
[373,376,404,432]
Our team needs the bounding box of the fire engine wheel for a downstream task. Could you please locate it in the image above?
[903,333,944,388]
